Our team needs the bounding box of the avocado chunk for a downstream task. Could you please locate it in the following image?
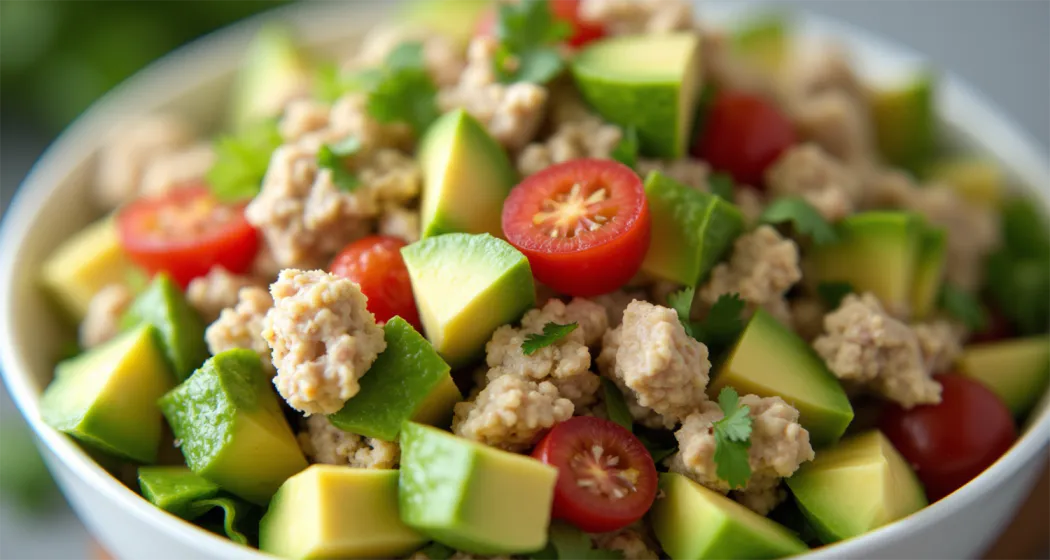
[573,33,702,158]
[138,466,220,519]
[419,109,517,239]
[786,430,927,544]
[40,215,135,321]
[399,0,489,46]
[328,317,462,441]
[41,324,174,463]
[926,158,1003,208]
[641,171,745,287]
[651,472,808,560]
[871,72,935,174]
[732,12,790,75]
[260,466,426,559]
[121,273,209,382]
[806,211,922,317]
[910,225,947,320]
[958,337,1050,416]
[399,422,558,555]
[159,349,307,505]
[709,309,853,447]
[230,25,310,131]
[401,233,535,367]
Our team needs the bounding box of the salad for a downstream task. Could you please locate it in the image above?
[35,1,1050,559]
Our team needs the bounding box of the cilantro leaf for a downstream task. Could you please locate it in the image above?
[493,0,571,84]
[712,387,752,489]
[694,293,747,351]
[535,522,624,560]
[317,137,363,192]
[817,281,854,309]
[186,496,251,545]
[611,125,639,169]
[709,172,735,200]
[360,42,439,134]
[205,119,282,202]
[314,63,383,103]
[636,430,677,464]
[600,378,633,431]
[760,196,839,245]
[938,284,987,332]
[417,542,454,560]
[667,287,697,338]
[522,322,578,355]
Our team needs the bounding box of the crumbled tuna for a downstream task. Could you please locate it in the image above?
[592,289,647,328]
[789,91,874,166]
[734,187,767,228]
[782,42,866,104]
[636,158,711,192]
[138,143,216,198]
[580,0,694,35]
[517,117,623,176]
[813,293,941,408]
[298,415,399,468]
[700,28,777,97]
[668,395,814,514]
[262,269,387,415]
[378,204,421,243]
[789,296,827,342]
[186,267,264,324]
[520,298,610,348]
[765,144,861,222]
[452,374,573,452]
[409,551,512,560]
[282,93,415,153]
[205,286,275,374]
[592,525,660,560]
[249,239,283,284]
[94,114,196,208]
[548,79,599,128]
[914,319,965,374]
[79,284,134,349]
[349,25,465,88]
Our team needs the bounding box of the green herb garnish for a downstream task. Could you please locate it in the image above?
[493,0,571,84]
[938,284,987,332]
[611,125,639,169]
[760,196,839,245]
[206,119,283,202]
[668,288,746,352]
[364,42,439,134]
[713,387,753,489]
[317,136,363,192]
[600,377,633,431]
[522,322,578,355]
[532,523,624,560]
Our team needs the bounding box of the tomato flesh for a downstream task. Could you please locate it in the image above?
[879,374,1017,502]
[329,235,421,331]
[693,91,797,188]
[116,186,258,287]
[532,416,657,533]
[475,0,606,48]
[502,159,650,297]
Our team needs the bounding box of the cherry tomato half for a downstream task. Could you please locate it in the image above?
[502,159,650,297]
[475,0,606,48]
[116,186,258,287]
[879,374,1017,502]
[329,235,421,331]
[532,416,658,533]
[692,91,797,188]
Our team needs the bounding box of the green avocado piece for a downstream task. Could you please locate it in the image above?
[806,212,922,317]
[399,0,489,46]
[732,12,790,74]
[925,158,1003,208]
[41,324,174,463]
[573,33,703,158]
[871,72,935,174]
[398,422,558,555]
[958,337,1050,416]
[910,224,947,320]
[328,317,462,441]
[230,25,310,131]
[401,233,535,368]
[121,273,208,382]
[709,309,853,447]
[652,472,808,560]
[158,350,308,505]
[786,430,927,544]
[641,171,745,287]
[138,466,221,519]
[261,466,426,559]
[418,109,516,239]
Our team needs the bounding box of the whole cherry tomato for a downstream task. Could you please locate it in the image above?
[475,0,606,48]
[329,235,421,331]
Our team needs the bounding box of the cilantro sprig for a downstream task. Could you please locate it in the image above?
[493,0,571,84]
[938,284,987,332]
[206,119,283,202]
[522,322,578,355]
[317,136,363,192]
[759,196,839,245]
[600,377,633,431]
[668,288,747,353]
[713,387,753,489]
[365,42,440,133]
[611,125,639,169]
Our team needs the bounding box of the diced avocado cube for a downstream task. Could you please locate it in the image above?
[399,0,490,46]
[159,350,307,505]
[651,472,808,560]
[709,309,853,447]
[641,171,745,287]
[958,337,1050,416]
[419,109,516,239]
[260,466,426,560]
[138,466,220,519]
[328,317,462,441]
[230,25,310,131]
[573,33,703,158]
[398,422,558,555]
[121,273,209,382]
[40,215,135,321]
[41,324,174,463]
[871,72,935,174]
[732,12,790,74]
[926,158,1003,208]
[806,212,922,317]
[786,431,927,544]
[401,233,535,367]
[910,225,947,320]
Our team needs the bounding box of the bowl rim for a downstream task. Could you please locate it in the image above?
[2,1,1048,558]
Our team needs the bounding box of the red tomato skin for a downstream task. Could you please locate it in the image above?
[693,92,797,188]
[116,187,258,288]
[532,417,658,533]
[502,159,650,297]
[879,374,1017,502]
[329,236,421,331]
[475,0,606,48]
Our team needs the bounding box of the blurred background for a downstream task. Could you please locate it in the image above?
[0,1,1047,559]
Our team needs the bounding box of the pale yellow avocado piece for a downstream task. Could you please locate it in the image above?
[926,158,1003,208]
[40,216,134,320]
[958,337,1050,416]
[260,466,426,560]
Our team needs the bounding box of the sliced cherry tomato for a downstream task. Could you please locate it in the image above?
[879,374,1017,502]
[502,159,650,297]
[692,91,797,188]
[116,186,258,287]
[475,0,606,48]
[532,416,658,533]
[329,235,421,331]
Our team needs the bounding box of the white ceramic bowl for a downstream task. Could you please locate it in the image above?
[2,2,1047,559]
